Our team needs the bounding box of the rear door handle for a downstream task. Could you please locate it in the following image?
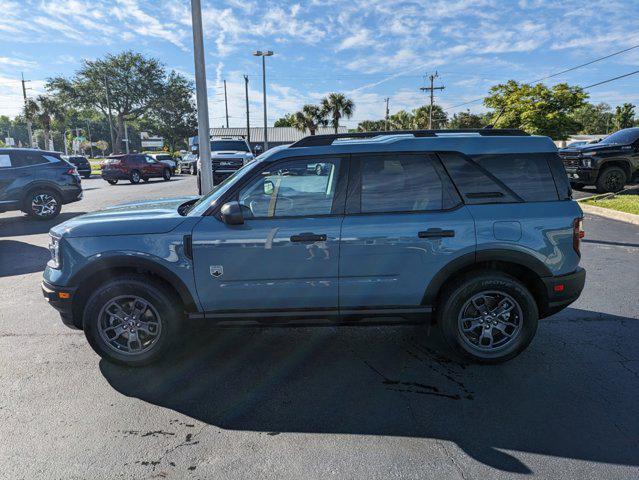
[290,232,327,242]
[418,228,455,238]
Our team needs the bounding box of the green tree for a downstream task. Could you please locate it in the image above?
[614,103,635,130]
[571,102,613,134]
[291,104,326,135]
[448,110,489,129]
[48,51,165,154]
[484,80,588,140]
[320,93,354,133]
[142,71,196,151]
[412,104,447,129]
[96,140,108,156]
[388,110,413,130]
[356,119,387,132]
[273,114,295,127]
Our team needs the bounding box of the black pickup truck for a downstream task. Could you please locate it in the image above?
[559,128,639,192]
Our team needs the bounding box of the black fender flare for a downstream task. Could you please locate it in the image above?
[68,254,199,312]
[422,249,552,305]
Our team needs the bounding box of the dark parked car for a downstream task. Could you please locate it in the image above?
[559,127,639,192]
[100,154,172,185]
[43,129,585,366]
[0,148,83,220]
[64,155,91,179]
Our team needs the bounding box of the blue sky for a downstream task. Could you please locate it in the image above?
[1,0,638,128]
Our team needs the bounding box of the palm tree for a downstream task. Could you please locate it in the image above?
[24,95,65,149]
[388,110,413,130]
[320,93,354,133]
[291,104,326,135]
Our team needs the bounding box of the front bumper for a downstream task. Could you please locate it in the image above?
[565,167,598,184]
[541,267,586,316]
[42,280,80,329]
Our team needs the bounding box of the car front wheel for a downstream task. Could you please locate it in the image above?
[83,276,181,366]
[437,271,538,364]
[129,170,141,184]
[596,166,626,193]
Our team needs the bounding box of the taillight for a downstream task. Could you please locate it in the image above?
[573,217,584,255]
[65,167,77,175]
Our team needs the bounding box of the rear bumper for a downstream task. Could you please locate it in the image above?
[542,267,586,316]
[41,281,80,329]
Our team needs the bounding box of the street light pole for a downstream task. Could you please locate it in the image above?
[191,0,213,194]
[253,50,273,151]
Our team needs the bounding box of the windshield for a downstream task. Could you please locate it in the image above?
[187,161,257,216]
[155,154,173,160]
[211,140,249,152]
[599,128,639,145]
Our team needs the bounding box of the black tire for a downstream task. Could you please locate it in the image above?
[437,271,539,364]
[192,164,197,175]
[596,166,626,193]
[570,182,585,190]
[162,168,171,181]
[25,188,62,220]
[142,176,150,183]
[129,170,141,184]
[107,179,118,185]
[83,173,91,179]
[83,275,181,366]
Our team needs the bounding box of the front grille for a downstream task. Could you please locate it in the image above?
[212,158,243,169]
[559,154,580,168]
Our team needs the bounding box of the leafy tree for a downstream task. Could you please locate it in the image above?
[273,114,295,127]
[448,110,489,129]
[142,71,196,151]
[320,93,354,133]
[24,95,66,149]
[484,80,588,140]
[48,51,165,153]
[291,104,326,135]
[614,103,635,130]
[412,104,447,129]
[96,140,109,156]
[571,102,613,134]
[388,110,413,130]
[356,119,387,132]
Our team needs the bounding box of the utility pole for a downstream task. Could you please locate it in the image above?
[104,77,116,154]
[244,75,251,146]
[21,73,33,148]
[420,72,445,129]
[191,0,213,193]
[384,97,390,131]
[86,120,94,158]
[123,120,130,153]
[223,80,229,128]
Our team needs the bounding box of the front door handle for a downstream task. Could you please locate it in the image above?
[290,232,327,242]
[418,228,455,238]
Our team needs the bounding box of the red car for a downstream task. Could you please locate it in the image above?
[100,154,172,185]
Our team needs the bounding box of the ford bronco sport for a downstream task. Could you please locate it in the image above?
[42,129,585,366]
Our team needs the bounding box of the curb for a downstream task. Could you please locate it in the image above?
[579,202,639,226]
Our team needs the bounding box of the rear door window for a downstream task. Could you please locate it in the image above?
[9,151,50,168]
[0,154,11,168]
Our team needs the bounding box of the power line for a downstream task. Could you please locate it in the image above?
[445,43,639,111]
[583,70,639,89]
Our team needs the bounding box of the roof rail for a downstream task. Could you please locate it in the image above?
[289,129,529,148]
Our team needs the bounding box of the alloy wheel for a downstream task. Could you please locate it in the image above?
[457,290,523,353]
[97,295,162,356]
[605,171,624,191]
[31,193,58,218]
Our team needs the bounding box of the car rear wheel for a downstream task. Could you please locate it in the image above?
[106,179,118,185]
[596,166,626,193]
[83,275,181,366]
[26,189,62,220]
[83,173,91,179]
[129,170,141,184]
[162,168,171,181]
[437,271,538,364]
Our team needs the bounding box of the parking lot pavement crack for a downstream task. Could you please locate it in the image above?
[145,424,207,473]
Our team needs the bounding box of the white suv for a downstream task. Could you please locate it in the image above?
[197,137,255,193]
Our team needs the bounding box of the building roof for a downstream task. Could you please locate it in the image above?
[209,127,347,143]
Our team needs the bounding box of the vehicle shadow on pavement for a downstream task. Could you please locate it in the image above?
[103,177,185,187]
[0,212,85,237]
[100,308,639,474]
[0,240,50,277]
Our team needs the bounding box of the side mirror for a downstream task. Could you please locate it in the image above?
[220,201,244,225]
[263,179,274,195]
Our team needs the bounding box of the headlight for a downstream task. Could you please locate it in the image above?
[48,235,61,269]
[580,158,592,168]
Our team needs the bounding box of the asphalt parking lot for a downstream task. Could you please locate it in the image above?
[1,174,638,479]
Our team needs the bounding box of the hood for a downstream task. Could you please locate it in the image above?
[51,196,198,238]
[560,143,624,155]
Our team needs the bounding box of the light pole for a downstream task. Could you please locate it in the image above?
[253,50,273,151]
[191,0,213,193]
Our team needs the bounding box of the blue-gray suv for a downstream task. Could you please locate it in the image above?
[42,130,586,366]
